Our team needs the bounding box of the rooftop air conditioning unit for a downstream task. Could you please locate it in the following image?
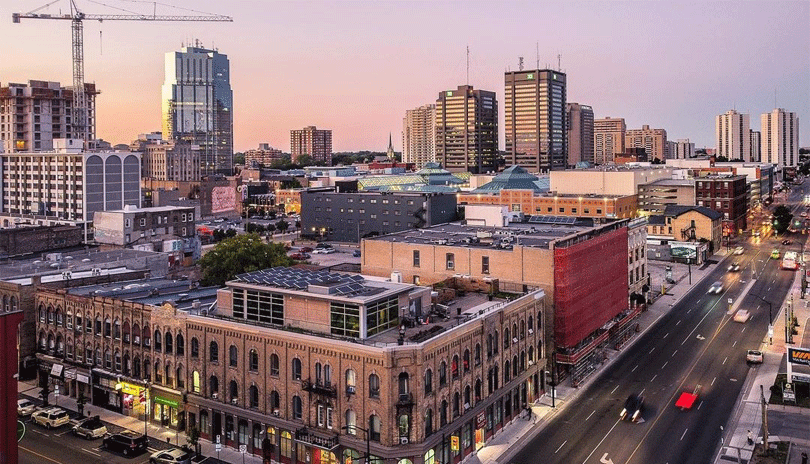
[400,437,409,445]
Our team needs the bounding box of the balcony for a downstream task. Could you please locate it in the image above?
[301,379,338,398]
[294,427,339,450]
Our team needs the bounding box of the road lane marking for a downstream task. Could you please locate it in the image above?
[680,428,688,441]
[632,364,638,372]
[742,327,746,333]
[697,401,703,410]
[723,357,728,365]
[733,340,737,347]
[611,385,619,394]
[650,374,657,382]
[672,350,678,357]
[19,446,63,464]
[650,347,656,353]
[55,429,72,436]
[581,419,621,464]
[81,447,101,456]
[31,428,47,436]
[663,332,669,339]
[555,440,567,453]
[711,376,716,386]
[639,388,646,396]
[662,361,668,369]
[676,319,681,326]
[586,410,595,421]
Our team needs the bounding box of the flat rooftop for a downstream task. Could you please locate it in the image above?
[0,248,165,282]
[642,178,695,186]
[67,278,219,313]
[366,217,606,249]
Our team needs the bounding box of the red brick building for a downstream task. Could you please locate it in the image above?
[695,175,748,233]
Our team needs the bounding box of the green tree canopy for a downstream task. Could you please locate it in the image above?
[772,205,793,234]
[199,233,293,286]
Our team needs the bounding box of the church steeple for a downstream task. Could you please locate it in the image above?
[386,133,395,160]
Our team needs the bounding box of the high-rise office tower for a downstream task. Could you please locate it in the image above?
[162,44,233,177]
[749,130,761,162]
[626,125,668,162]
[566,103,594,166]
[593,117,626,164]
[402,104,436,169]
[761,108,799,168]
[0,80,97,152]
[291,126,332,165]
[716,110,750,161]
[504,69,566,172]
[435,85,498,173]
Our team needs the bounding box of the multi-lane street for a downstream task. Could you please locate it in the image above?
[511,182,808,464]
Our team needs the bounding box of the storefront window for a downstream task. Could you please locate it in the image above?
[424,449,435,464]
[253,423,262,451]
[343,449,360,464]
[200,411,209,435]
[225,416,234,441]
[319,450,337,464]
[281,431,292,458]
[462,423,472,449]
[238,420,248,446]
[296,443,307,463]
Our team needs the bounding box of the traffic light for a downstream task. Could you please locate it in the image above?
[39,383,50,407]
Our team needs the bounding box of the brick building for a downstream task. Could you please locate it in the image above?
[0,305,24,464]
[694,175,748,233]
[0,224,82,257]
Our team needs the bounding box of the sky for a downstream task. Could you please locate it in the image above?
[2,0,808,153]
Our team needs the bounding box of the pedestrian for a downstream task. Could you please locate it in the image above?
[747,430,753,445]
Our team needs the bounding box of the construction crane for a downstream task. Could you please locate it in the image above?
[13,0,232,147]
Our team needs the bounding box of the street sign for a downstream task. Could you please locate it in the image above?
[216,434,222,452]
[240,444,247,454]
[768,325,774,336]
[54,385,60,397]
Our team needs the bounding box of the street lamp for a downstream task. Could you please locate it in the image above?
[144,381,151,439]
[340,425,371,464]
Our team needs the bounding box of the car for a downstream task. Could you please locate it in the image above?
[728,263,740,272]
[782,239,793,245]
[312,248,336,254]
[353,250,362,257]
[746,349,764,364]
[734,246,745,255]
[753,230,761,237]
[102,431,148,457]
[801,212,808,217]
[620,394,644,422]
[322,247,337,254]
[315,243,333,249]
[771,249,781,259]
[31,407,70,429]
[733,309,751,323]
[708,281,723,294]
[213,218,226,223]
[149,447,193,464]
[73,416,107,439]
[17,398,36,416]
[300,246,314,253]
[289,252,309,260]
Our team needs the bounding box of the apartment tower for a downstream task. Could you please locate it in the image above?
[435,85,498,173]
[593,117,626,164]
[761,108,799,168]
[674,139,695,159]
[162,44,233,176]
[625,125,668,162]
[402,104,436,169]
[749,130,761,162]
[0,80,97,152]
[504,69,567,172]
[290,126,332,165]
[716,110,751,161]
[566,103,594,166]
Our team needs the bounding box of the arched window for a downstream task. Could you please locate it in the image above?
[114,350,121,371]
[452,392,460,417]
[122,320,130,342]
[519,320,526,340]
[439,361,447,387]
[114,318,121,339]
[229,380,239,403]
[143,357,151,381]
[249,349,259,372]
[440,400,448,427]
[474,379,482,404]
[528,346,535,363]
[48,306,54,324]
[513,355,518,377]
[368,374,380,398]
[229,345,238,367]
[345,369,356,393]
[486,334,492,357]
[249,385,259,409]
[528,315,534,332]
[165,332,173,354]
[398,414,410,439]
[142,324,150,346]
[504,360,511,383]
[475,343,481,365]
[398,372,409,396]
[270,354,280,376]
[175,332,184,356]
[315,362,323,384]
[291,358,302,380]
[176,364,184,389]
[122,351,130,374]
[154,329,162,351]
[55,334,64,355]
[132,323,141,345]
[104,348,112,369]
[451,354,459,379]
[464,385,471,408]
[424,409,434,437]
[38,305,45,323]
[190,337,199,358]
[133,356,141,378]
[209,376,219,397]
[368,415,381,441]
[345,410,357,435]
[270,391,280,411]
[209,341,219,362]
[9,297,16,312]
[503,328,510,350]
[324,364,332,386]
[104,317,111,337]
[493,330,499,355]
[292,396,303,420]
[463,349,470,372]
[95,315,101,334]
[537,310,543,331]
[424,369,433,394]
[192,371,201,393]
[520,351,526,371]
[55,308,63,326]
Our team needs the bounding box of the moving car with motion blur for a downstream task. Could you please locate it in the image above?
[620,394,644,422]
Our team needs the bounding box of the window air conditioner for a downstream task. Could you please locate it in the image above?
[400,437,409,445]
[513,338,518,344]
[211,392,218,399]
[528,329,533,335]
[231,398,238,405]
[272,409,280,417]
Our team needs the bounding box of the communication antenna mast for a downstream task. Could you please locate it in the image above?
[518,57,524,71]
[536,42,539,69]
[466,45,470,85]
[558,53,561,71]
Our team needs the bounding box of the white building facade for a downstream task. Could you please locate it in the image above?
[402,104,436,169]
[716,110,751,161]
[761,108,799,168]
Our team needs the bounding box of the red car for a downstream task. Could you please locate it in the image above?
[300,247,314,253]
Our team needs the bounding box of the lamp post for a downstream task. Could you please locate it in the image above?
[341,425,371,464]
[144,381,151,439]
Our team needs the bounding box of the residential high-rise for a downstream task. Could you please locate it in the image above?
[402,104,436,168]
[162,44,233,177]
[436,85,498,173]
[290,126,332,165]
[749,130,761,162]
[504,70,566,172]
[761,108,799,168]
[674,139,695,159]
[566,103,594,166]
[244,143,285,167]
[593,117,626,164]
[716,110,751,161]
[625,125,667,162]
[0,80,97,152]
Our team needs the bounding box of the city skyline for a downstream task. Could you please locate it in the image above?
[1,0,807,154]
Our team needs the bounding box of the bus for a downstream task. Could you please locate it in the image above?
[782,251,799,270]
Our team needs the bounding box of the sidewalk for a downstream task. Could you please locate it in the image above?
[466,251,729,464]
[716,259,810,464]
[18,378,260,464]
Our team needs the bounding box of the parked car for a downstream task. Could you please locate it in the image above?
[17,398,37,416]
[289,252,309,260]
[300,246,314,253]
[149,448,193,464]
[353,250,362,257]
[73,416,107,439]
[102,431,149,457]
[746,349,764,364]
[312,248,336,254]
[31,407,70,429]
[708,281,723,294]
[620,394,644,422]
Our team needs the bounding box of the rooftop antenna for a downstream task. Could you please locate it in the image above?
[466,45,470,85]
[536,42,539,69]
[558,53,561,71]
[518,56,524,71]
[774,88,777,109]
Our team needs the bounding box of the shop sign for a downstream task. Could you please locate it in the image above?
[50,363,64,378]
[450,435,459,451]
[788,347,810,366]
[476,411,486,429]
[153,396,179,408]
[76,374,90,384]
[64,370,76,380]
[117,382,141,396]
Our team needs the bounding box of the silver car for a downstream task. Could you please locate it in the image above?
[17,398,36,416]
[149,448,192,464]
[708,281,723,294]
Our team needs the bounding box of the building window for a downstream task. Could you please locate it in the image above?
[229,345,238,367]
[482,256,490,274]
[369,374,380,398]
[249,349,259,372]
[270,354,280,377]
[191,337,199,358]
[292,358,302,380]
[446,253,454,270]
[330,301,360,337]
[293,396,303,420]
[413,250,420,267]
[140,218,146,227]
[209,341,219,363]
[366,296,399,336]
[439,361,447,387]
[424,369,433,394]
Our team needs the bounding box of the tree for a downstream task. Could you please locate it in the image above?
[199,234,293,286]
[281,179,302,189]
[233,152,246,165]
[294,154,314,166]
[772,205,793,234]
[265,223,277,234]
[186,424,201,457]
[276,219,289,233]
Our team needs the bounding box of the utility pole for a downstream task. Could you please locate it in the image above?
[760,385,769,454]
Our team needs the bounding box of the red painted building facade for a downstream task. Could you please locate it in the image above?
[1,309,24,464]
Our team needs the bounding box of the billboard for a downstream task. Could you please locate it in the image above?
[670,243,698,260]
[788,347,810,366]
[211,186,237,214]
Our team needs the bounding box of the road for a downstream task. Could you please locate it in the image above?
[511,182,808,464]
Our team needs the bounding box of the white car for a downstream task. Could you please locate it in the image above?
[17,398,36,416]
[31,407,70,429]
[312,248,336,254]
[733,310,751,323]
[149,448,193,464]
[746,349,764,364]
[708,281,723,294]
[734,246,744,255]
